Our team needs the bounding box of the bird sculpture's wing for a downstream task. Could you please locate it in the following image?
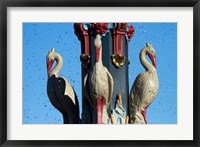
[82,73,95,123]
[47,75,66,114]
[130,72,149,109]
[84,73,95,108]
[54,77,80,124]
[137,72,158,107]
[83,74,89,100]
[104,67,114,108]
[129,72,149,123]
[130,72,158,124]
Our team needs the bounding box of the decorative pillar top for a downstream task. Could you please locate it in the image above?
[74,23,134,40]
[74,23,135,68]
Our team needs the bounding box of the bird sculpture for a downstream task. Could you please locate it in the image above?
[129,43,159,124]
[46,48,80,124]
[84,34,114,124]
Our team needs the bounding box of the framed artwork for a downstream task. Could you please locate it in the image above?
[0,0,199,146]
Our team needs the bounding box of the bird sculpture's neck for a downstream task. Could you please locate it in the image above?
[140,48,156,73]
[49,53,63,77]
[95,46,103,65]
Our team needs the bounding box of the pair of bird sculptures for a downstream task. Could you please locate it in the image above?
[46,34,159,124]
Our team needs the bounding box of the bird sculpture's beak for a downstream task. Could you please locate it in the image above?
[47,60,54,75]
[148,53,156,68]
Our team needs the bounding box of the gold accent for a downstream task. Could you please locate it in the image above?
[111,54,126,68]
[110,114,115,124]
[80,54,91,68]
[125,116,129,124]
[121,23,126,29]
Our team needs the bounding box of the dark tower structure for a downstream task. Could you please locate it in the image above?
[74,23,134,123]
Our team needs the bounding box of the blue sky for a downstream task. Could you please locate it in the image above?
[23,23,177,124]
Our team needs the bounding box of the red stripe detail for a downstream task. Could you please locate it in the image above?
[95,47,100,62]
[74,23,90,56]
[113,23,128,57]
[97,97,105,124]
[141,106,149,124]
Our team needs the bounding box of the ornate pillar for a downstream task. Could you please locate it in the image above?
[74,23,134,124]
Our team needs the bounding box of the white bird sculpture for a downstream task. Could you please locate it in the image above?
[84,34,114,124]
[46,48,80,124]
[129,43,159,124]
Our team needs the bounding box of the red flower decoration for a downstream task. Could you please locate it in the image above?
[90,23,108,35]
[127,26,135,40]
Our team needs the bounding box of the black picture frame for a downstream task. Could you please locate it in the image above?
[0,0,199,146]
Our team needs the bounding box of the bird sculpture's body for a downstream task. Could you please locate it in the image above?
[129,43,159,124]
[84,34,114,124]
[46,48,80,124]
